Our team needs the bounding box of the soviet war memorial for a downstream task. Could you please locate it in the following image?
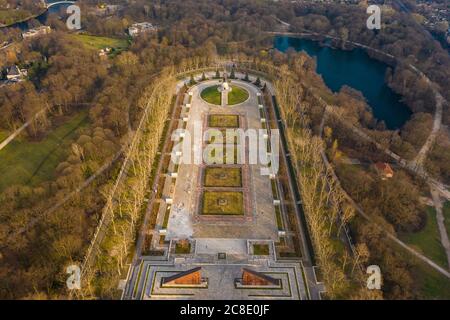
[120,68,317,300]
[1,0,450,313]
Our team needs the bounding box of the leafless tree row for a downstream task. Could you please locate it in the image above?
[76,70,176,298]
[269,66,380,299]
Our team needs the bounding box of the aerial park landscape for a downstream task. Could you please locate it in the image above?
[0,0,449,310]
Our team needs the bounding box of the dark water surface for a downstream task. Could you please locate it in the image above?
[4,1,74,31]
[274,36,412,129]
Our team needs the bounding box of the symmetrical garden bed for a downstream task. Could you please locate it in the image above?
[204,167,242,187]
[208,114,239,128]
[201,191,244,215]
[253,244,270,256]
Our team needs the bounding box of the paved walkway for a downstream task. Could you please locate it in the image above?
[196,238,247,255]
[166,79,278,241]
[221,89,228,106]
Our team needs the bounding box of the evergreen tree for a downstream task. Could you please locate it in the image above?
[244,72,249,82]
[201,72,207,81]
[215,69,220,78]
[189,74,196,86]
[254,77,261,87]
[230,68,236,79]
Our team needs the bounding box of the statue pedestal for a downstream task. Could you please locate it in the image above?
[218,81,232,106]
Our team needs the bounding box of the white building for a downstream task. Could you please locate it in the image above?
[98,47,112,58]
[6,65,27,82]
[22,26,51,39]
[128,22,157,37]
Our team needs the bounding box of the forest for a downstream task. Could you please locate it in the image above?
[0,31,215,298]
[0,0,43,26]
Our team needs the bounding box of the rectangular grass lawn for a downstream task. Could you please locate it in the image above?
[175,242,191,254]
[204,167,242,187]
[208,114,239,128]
[201,191,244,215]
[253,244,270,255]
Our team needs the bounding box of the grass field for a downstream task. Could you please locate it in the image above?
[200,85,221,105]
[228,85,249,105]
[400,206,448,269]
[0,110,89,191]
[201,191,244,215]
[204,167,242,187]
[444,201,450,238]
[413,255,450,299]
[389,239,450,299]
[208,114,239,128]
[414,260,450,299]
[71,34,129,56]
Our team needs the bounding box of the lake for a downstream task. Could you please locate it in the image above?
[4,1,74,31]
[274,36,412,129]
